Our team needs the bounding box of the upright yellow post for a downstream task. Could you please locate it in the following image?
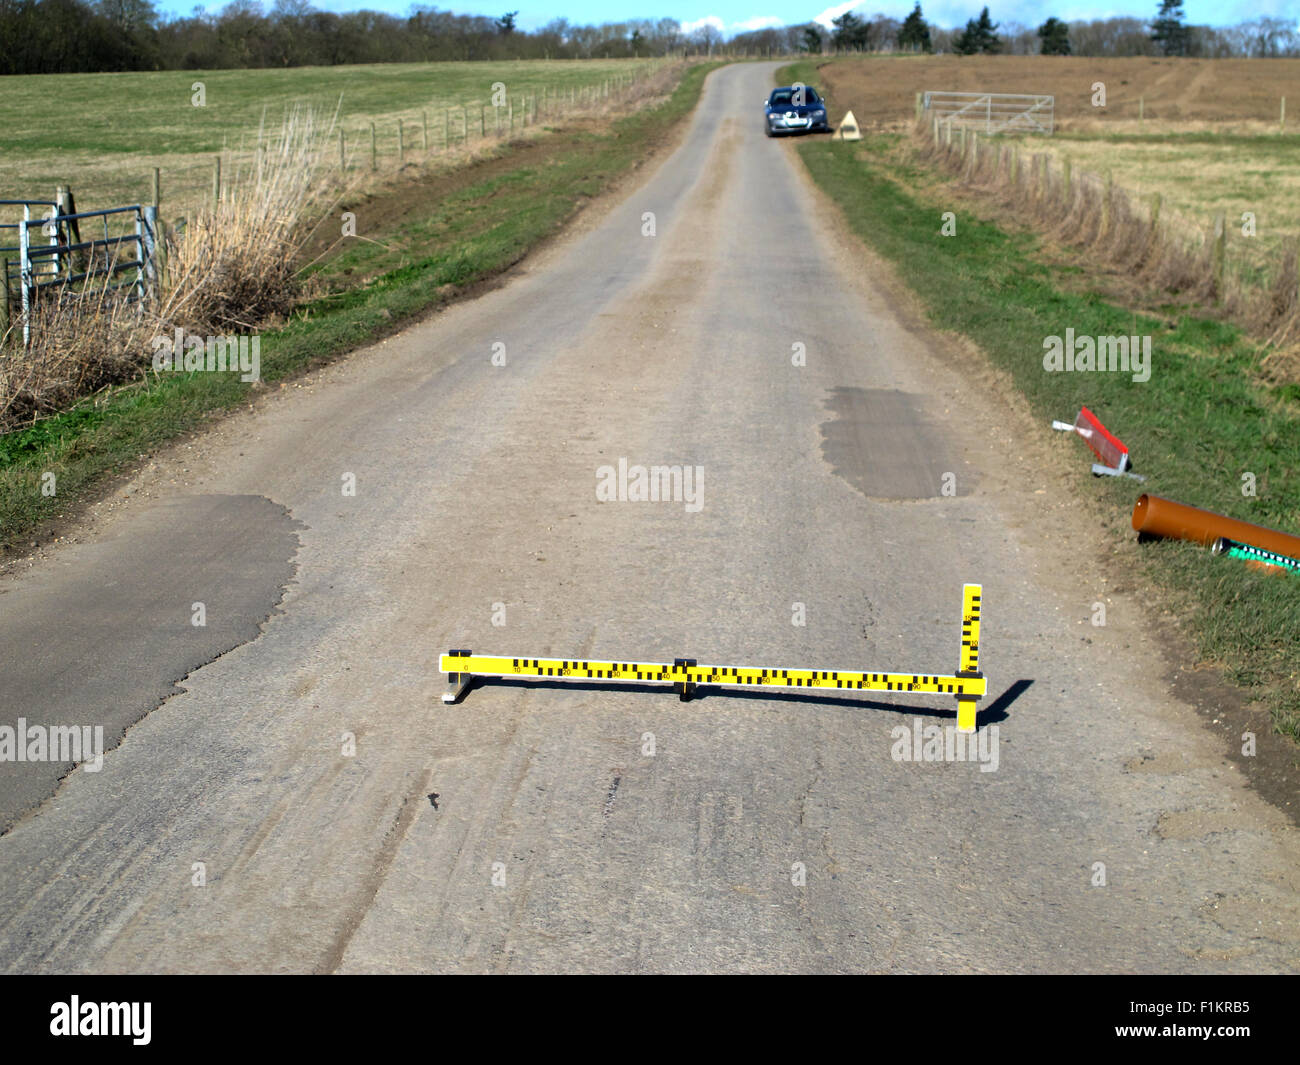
[956,584,983,733]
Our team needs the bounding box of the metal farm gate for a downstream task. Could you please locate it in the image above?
[922,91,1055,135]
[1,192,157,346]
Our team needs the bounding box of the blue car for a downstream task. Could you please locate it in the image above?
[764,85,830,137]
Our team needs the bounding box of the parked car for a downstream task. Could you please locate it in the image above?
[763,85,830,137]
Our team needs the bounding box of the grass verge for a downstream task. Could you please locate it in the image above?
[782,61,1300,742]
[0,61,719,551]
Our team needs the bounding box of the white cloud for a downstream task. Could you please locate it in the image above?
[680,15,726,34]
[733,15,785,31]
[811,2,862,30]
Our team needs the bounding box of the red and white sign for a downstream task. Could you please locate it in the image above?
[1052,406,1130,473]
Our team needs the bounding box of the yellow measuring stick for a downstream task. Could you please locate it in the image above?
[440,584,986,732]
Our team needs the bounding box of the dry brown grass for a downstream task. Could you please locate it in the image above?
[914,117,1300,347]
[168,104,328,331]
[0,105,331,430]
[0,289,143,427]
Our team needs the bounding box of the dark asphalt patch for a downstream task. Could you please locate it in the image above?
[820,386,972,500]
[0,495,301,834]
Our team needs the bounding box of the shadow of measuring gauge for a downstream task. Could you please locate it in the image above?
[467,675,1032,728]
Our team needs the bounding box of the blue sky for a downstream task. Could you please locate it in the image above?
[162,0,1300,32]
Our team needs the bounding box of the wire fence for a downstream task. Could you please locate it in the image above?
[0,60,681,352]
[132,65,668,229]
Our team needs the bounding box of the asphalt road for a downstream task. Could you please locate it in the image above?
[1,63,1297,973]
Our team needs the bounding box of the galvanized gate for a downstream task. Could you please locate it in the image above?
[1,194,157,346]
[922,91,1055,135]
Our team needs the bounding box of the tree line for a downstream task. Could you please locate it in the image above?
[1,0,1296,76]
[0,1,697,73]
[741,2,1297,60]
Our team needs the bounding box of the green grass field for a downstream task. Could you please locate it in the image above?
[0,58,670,222]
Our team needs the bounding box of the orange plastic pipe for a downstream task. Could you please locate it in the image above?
[1132,494,1300,558]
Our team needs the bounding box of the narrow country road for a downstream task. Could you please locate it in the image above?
[1,63,1296,973]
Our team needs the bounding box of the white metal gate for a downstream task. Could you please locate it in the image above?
[1,199,156,346]
[922,91,1055,135]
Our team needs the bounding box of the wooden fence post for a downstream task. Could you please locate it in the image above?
[480,105,486,137]
[1146,192,1162,258]
[1062,158,1072,205]
[54,185,81,279]
[1294,237,1300,311]
[370,122,377,170]
[151,168,160,211]
[444,108,450,148]
[338,128,345,171]
[1281,96,1287,133]
[398,119,404,161]
[422,111,429,151]
[212,155,221,208]
[1101,170,1113,238]
[1212,211,1226,299]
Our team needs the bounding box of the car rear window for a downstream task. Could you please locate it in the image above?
[770,88,819,107]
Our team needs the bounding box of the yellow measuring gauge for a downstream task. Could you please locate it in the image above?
[440,584,986,731]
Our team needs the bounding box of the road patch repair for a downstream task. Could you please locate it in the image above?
[0,494,301,833]
[822,387,970,499]
[442,585,987,733]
